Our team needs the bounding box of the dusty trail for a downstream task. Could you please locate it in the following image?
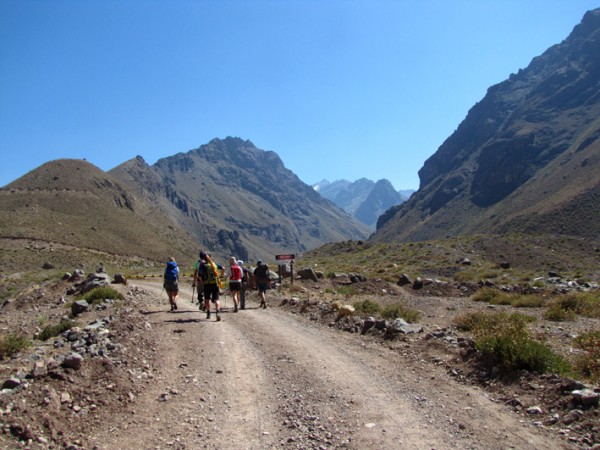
[92,281,565,449]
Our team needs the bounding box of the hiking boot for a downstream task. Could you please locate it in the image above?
[170,304,175,312]
[216,312,221,322]
[263,303,267,309]
[234,305,238,313]
[206,311,211,320]
[173,303,178,310]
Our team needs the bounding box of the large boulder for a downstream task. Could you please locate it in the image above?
[113,273,127,285]
[397,274,411,286]
[71,300,90,316]
[385,318,423,336]
[297,267,319,282]
[78,272,111,294]
[337,305,355,318]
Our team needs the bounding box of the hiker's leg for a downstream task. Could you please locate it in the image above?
[204,286,211,313]
[259,288,266,307]
[214,286,222,321]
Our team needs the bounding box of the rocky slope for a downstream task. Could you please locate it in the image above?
[0,159,199,267]
[0,139,371,270]
[373,8,600,244]
[110,138,371,263]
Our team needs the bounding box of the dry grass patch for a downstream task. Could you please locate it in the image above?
[0,333,31,360]
[572,330,600,383]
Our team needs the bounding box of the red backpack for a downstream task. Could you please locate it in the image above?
[230,264,242,281]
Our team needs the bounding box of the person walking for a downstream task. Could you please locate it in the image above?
[193,251,223,321]
[253,259,270,309]
[238,260,249,310]
[192,252,206,310]
[164,256,179,311]
[228,257,242,312]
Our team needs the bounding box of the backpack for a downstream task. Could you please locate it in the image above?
[255,263,269,282]
[202,261,218,284]
[230,264,242,281]
[165,261,178,281]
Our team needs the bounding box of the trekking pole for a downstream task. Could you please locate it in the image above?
[191,283,195,304]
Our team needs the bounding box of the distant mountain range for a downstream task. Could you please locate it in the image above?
[0,138,371,266]
[312,179,414,228]
[372,8,600,245]
[2,8,598,270]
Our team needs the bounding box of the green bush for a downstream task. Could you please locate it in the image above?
[381,303,420,323]
[531,279,546,288]
[473,289,547,308]
[472,288,512,305]
[573,292,600,318]
[454,270,476,283]
[81,286,124,304]
[546,292,600,319]
[38,319,77,341]
[511,294,546,308]
[453,311,567,375]
[454,310,534,332]
[544,303,577,322]
[352,299,381,315]
[454,310,499,332]
[472,288,498,303]
[0,333,31,359]
[477,332,570,374]
[337,285,359,296]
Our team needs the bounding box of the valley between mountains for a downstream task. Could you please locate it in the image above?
[0,278,576,450]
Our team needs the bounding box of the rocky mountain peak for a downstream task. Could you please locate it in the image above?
[372,8,600,243]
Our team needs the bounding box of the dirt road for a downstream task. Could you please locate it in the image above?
[90,281,564,449]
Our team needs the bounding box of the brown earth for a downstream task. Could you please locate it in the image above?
[0,274,598,449]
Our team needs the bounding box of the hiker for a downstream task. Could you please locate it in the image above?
[253,260,270,309]
[192,251,224,321]
[192,251,206,310]
[238,260,249,310]
[228,257,242,312]
[164,256,179,311]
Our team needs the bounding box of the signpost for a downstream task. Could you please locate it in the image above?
[275,254,295,284]
[275,254,295,261]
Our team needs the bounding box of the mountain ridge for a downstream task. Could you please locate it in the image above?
[0,139,372,267]
[372,8,600,245]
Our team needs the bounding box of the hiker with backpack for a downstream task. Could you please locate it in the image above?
[238,260,249,310]
[192,251,206,310]
[227,257,242,312]
[253,260,270,309]
[192,251,224,321]
[164,256,179,311]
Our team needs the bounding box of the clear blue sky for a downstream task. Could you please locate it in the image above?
[1,1,598,191]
